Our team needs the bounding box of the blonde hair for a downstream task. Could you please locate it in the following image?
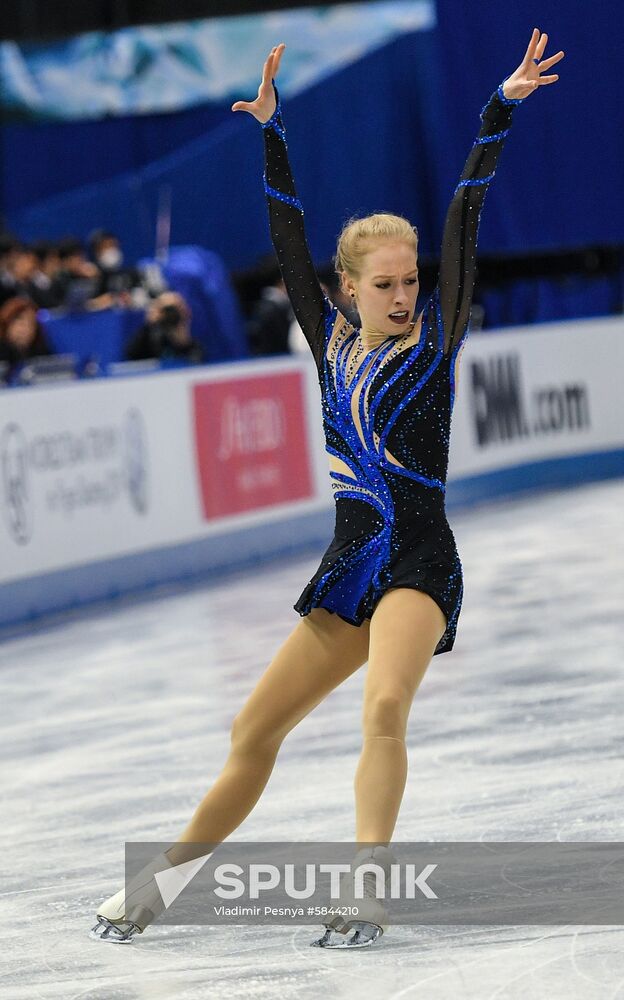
[334,213,419,296]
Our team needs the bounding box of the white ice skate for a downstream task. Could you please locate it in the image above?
[90,850,174,943]
[311,845,397,949]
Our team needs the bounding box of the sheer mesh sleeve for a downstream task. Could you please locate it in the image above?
[437,80,526,356]
[260,80,328,370]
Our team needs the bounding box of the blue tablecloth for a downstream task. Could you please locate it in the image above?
[40,307,146,368]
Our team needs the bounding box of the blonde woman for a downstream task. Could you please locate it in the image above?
[92,30,563,948]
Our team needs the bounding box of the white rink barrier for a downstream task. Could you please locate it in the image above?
[0,314,622,627]
[446,314,623,503]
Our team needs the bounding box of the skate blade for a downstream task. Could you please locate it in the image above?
[310,921,383,949]
[89,916,140,944]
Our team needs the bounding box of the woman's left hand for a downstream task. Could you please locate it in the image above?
[502,28,565,100]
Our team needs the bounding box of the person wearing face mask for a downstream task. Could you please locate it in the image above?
[87,229,148,309]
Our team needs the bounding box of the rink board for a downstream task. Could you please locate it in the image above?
[0,315,622,627]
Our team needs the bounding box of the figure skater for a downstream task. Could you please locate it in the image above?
[91,29,564,948]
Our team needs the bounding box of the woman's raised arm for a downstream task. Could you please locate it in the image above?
[436,28,564,357]
[232,44,329,370]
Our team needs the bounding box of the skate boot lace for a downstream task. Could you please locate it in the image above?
[362,871,377,899]
[357,868,386,904]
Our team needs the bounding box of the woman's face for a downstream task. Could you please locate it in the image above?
[345,241,419,335]
[7,310,37,350]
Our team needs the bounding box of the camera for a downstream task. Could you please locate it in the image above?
[151,304,185,349]
[158,304,183,329]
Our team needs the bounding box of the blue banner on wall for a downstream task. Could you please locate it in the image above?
[2,0,621,283]
[0,1,434,122]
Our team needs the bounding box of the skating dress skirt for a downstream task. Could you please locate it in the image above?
[259,78,526,655]
[293,292,464,655]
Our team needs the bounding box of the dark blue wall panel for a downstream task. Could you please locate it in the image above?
[2,2,621,274]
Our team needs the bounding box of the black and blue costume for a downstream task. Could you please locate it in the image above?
[260,78,525,654]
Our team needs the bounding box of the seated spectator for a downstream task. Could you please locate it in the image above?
[51,236,100,310]
[0,297,53,373]
[0,233,20,308]
[125,292,203,364]
[247,272,293,356]
[286,280,360,355]
[87,228,150,309]
[5,241,63,309]
[326,279,360,326]
[30,241,63,308]
[246,267,360,357]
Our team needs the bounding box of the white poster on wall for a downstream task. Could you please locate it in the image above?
[1,316,621,593]
[448,315,623,478]
[0,356,327,586]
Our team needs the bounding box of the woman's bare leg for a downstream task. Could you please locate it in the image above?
[354,587,446,848]
[166,608,370,864]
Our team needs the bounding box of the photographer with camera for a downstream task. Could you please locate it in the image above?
[124,291,204,364]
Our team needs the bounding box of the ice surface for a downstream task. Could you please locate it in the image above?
[1,479,623,999]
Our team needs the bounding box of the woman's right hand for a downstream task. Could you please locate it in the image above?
[231,43,286,124]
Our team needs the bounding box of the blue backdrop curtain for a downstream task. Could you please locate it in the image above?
[2,0,621,274]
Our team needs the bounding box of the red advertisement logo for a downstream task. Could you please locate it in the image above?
[192,371,314,519]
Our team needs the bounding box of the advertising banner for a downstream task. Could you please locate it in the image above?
[192,371,314,519]
[0,315,621,622]
[0,358,325,588]
[448,316,623,479]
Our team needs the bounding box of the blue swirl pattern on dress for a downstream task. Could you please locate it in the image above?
[259,79,525,654]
